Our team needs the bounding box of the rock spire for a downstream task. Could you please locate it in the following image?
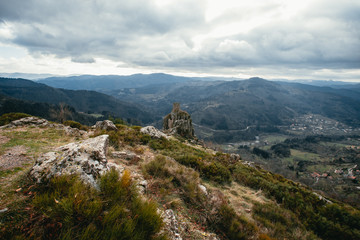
[163,103,195,139]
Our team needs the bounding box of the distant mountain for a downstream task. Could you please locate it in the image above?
[37,73,192,91]
[102,77,360,142]
[278,79,358,87]
[0,72,55,80]
[0,78,154,124]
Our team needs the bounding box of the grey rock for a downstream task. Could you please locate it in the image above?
[138,180,148,194]
[1,117,49,128]
[163,209,182,240]
[112,151,139,161]
[30,135,110,188]
[140,126,168,139]
[93,120,117,131]
[163,103,194,139]
[198,184,208,196]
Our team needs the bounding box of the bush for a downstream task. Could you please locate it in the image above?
[94,126,151,148]
[202,162,231,183]
[0,112,31,126]
[63,120,88,130]
[21,169,166,240]
[233,163,360,240]
[214,204,257,240]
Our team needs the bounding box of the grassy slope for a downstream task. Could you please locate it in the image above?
[0,121,359,239]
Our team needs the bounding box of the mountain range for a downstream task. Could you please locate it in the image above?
[2,74,360,143]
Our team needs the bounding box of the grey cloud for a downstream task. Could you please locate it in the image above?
[0,0,359,76]
[71,56,96,63]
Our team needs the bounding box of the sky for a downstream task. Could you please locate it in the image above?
[0,0,359,81]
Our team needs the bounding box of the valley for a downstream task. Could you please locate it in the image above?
[0,74,360,239]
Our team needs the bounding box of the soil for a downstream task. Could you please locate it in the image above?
[0,145,30,170]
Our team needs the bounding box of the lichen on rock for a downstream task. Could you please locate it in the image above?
[92,120,118,131]
[140,125,169,139]
[30,134,110,188]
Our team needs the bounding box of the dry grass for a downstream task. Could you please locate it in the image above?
[205,181,270,223]
[0,126,83,209]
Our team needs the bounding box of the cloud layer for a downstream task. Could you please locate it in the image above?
[0,0,359,80]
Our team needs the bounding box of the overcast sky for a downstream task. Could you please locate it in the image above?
[0,0,359,81]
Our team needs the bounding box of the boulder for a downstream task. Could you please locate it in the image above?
[30,135,110,188]
[0,117,49,128]
[140,126,168,139]
[163,103,194,139]
[93,120,118,131]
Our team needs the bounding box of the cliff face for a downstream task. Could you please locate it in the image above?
[163,103,194,139]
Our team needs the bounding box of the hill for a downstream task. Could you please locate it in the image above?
[35,74,360,143]
[37,73,191,91]
[0,94,97,125]
[0,77,154,124]
[102,77,360,142]
[0,117,359,239]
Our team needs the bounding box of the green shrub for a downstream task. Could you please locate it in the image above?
[63,120,88,130]
[233,163,360,240]
[202,162,231,183]
[131,125,142,131]
[149,137,172,150]
[94,126,151,148]
[252,202,315,239]
[24,169,166,240]
[143,155,170,178]
[215,204,257,240]
[108,116,127,125]
[175,154,204,170]
[0,112,31,126]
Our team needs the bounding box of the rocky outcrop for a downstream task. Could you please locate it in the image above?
[163,103,194,139]
[30,135,110,188]
[1,117,49,128]
[92,120,118,131]
[0,117,86,136]
[140,126,168,139]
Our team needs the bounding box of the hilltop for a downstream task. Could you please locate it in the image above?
[0,115,359,239]
[0,77,154,125]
